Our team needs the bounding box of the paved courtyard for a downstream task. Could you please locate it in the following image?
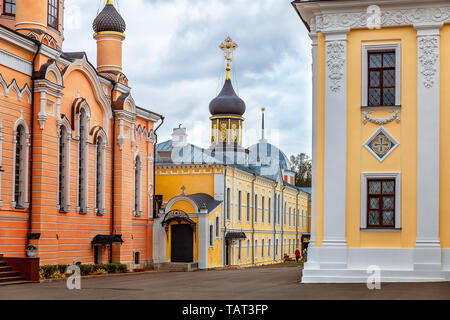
[0,266,449,300]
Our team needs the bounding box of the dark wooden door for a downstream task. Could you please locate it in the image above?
[171,224,193,263]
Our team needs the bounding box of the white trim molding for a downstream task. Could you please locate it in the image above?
[361,43,401,107]
[363,126,400,163]
[360,172,401,229]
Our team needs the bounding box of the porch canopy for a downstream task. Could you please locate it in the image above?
[91,234,124,245]
[225,231,246,240]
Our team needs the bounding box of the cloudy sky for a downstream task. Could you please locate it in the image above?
[64,0,312,157]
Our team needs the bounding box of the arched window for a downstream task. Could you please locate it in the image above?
[134,155,141,216]
[78,109,87,213]
[95,136,104,215]
[58,126,68,212]
[14,125,25,208]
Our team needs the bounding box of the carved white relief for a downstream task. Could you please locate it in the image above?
[363,109,401,125]
[418,36,439,89]
[311,7,450,33]
[326,41,345,92]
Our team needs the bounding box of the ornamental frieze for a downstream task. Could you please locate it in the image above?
[418,36,439,89]
[326,41,345,92]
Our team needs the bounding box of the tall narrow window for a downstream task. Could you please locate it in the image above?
[261,196,265,224]
[14,125,25,208]
[275,239,278,257]
[247,239,250,260]
[48,0,59,29]
[226,188,230,220]
[268,197,271,224]
[289,207,291,226]
[238,190,242,221]
[215,216,219,237]
[78,110,86,213]
[246,192,250,222]
[367,178,396,228]
[268,239,271,258]
[134,155,141,216]
[261,239,265,258]
[274,195,277,224]
[254,240,258,259]
[238,240,242,261]
[209,224,214,247]
[95,136,104,215]
[3,0,15,16]
[59,126,67,212]
[368,51,396,107]
[254,194,258,223]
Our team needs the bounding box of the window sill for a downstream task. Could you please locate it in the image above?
[361,105,401,110]
[360,228,402,232]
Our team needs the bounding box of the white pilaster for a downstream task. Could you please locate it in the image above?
[415,25,442,271]
[198,209,209,269]
[321,31,348,268]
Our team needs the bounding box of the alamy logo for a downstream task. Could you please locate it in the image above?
[367,5,381,30]
[366,265,381,290]
[66,265,81,290]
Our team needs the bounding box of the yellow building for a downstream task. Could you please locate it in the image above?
[293,0,450,282]
[152,38,311,270]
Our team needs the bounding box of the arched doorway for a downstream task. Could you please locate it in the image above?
[171,224,193,262]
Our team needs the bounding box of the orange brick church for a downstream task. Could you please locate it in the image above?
[0,0,163,269]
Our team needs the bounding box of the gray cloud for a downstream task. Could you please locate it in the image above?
[64,0,311,157]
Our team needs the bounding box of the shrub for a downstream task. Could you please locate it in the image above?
[93,268,108,275]
[79,264,94,276]
[101,263,116,273]
[117,264,127,273]
[40,265,57,278]
[49,271,66,279]
[57,264,68,274]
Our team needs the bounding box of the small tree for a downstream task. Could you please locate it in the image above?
[290,153,312,187]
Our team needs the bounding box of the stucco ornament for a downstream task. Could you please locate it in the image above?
[418,36,439,89]
[363,109,401,125]
[326,41,345,92]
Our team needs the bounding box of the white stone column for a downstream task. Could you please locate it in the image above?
[414,25,442,271]
[320,31,348,269]
[198,208,209,269]
[304,33,319,270]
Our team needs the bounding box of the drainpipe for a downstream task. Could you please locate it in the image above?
[28,41,42,246]
[110,81,117,263]
[152,116,164,218]
[251,173,256,265]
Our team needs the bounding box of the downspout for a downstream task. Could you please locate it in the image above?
[152,116,164,218]
[251,173,256,265]
[110,80,116,263]
[28,41,42,246]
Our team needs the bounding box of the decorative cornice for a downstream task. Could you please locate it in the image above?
[311,6,450,33]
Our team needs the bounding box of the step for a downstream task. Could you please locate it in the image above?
[0,271,20,278]
[0,266,12,272]
[0,280,32,286]
[0,261,7,266]
[0,276,25,283]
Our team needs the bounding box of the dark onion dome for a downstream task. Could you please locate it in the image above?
[209,79,246,116]
[93,1,126,34]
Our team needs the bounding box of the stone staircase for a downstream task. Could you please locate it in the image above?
[0,256,32,286]
[157,262,198,272]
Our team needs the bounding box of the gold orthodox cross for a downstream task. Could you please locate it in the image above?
[219,37,238,80]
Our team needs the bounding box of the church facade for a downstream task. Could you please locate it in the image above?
[293,0,450,282]
[0,0,162,269]
[152,38,311,270]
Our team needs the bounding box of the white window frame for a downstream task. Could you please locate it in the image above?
[226,187,231,221]
[95,135,106,216]
[361,172,401,229]
[247,239,250,260]
[261,238,265,258]
[254,193,258,223]
[12,123,28,209]
[362,43,401,107]
[238,189,242,222]
[254,238,258,259]
[134,154,143,217]
[268,197,271,224]
[246,192,251,222]
[76,107,90,214]
[238,239,242,261]
[261,195,265,224]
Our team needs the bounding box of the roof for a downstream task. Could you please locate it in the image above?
[93,2,126,34]
[248,142,291,171]
[187,193,222,212]
[299,187,312,195]
[209,79,246,116]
